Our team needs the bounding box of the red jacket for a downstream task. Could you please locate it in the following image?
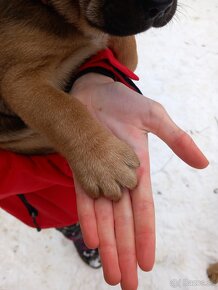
[0,49,140,231]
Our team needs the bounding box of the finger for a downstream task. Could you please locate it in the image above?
[132,138,156,271]
[113,190,138,290]
[165,129,209,169]
[74,177,99,249]
[95,197,121,285]
[147,102,209,169]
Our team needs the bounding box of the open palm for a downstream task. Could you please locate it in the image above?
[70,74,208,290]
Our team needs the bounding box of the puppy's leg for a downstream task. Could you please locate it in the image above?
[2,69,139,201]
[207,263,218,284]
[108,36,138,71]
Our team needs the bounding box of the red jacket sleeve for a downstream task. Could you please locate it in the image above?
[0,150,73,199]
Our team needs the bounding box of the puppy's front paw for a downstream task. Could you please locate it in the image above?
[71,134,140,201]
[207,263,218,284]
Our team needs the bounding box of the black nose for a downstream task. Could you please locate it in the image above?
[148,0,173,19]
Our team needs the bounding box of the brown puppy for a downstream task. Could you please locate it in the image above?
[0,0,177,200]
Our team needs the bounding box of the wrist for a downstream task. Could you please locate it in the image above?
[69,73,115,113]
[71,73,114,95]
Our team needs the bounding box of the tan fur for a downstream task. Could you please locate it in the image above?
[207,263,218,284]
[0,0,139,200]
[108,36,138,72]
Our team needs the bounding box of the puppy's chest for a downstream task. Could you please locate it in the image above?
[53,36,107,89]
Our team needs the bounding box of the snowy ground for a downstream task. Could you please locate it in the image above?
[0,0,218,289]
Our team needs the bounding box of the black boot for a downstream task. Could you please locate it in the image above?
[56,223,101,269]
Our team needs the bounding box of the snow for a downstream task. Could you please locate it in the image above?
[0,0,218,289]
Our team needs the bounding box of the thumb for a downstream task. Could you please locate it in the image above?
[147,102,209,169]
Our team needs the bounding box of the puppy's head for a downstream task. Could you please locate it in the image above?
[83,0,177,36]
[50,0,177,36]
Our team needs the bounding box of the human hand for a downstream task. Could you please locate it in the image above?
[70,73,208,290]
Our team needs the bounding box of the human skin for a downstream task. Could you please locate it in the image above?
[70,73,209,290]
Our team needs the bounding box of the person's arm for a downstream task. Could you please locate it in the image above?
[0,71,208,290]
[71,72,208,289]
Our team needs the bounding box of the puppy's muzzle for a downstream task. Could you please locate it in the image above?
[148,0,173,20]
[149,0,175,27]
[86,0,177,36]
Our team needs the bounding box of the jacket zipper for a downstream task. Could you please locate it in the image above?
[17,194,41,232]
